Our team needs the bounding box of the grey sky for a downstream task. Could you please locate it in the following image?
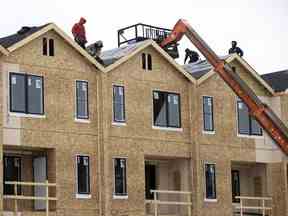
[1,0,287,74]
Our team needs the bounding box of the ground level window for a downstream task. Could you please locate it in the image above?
[145,162,157,199]
[3,156,21,195]
[114,158,127,196]
[76,155,90,195]
[205,163,216,200]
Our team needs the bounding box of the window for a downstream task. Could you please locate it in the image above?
[142,53,152,71]
[237,99,262,136]
[76,81,89,119]
[4,156,21,195]
[42,37,54,56]
[76,155,90,195]
[205,163,216,200]
[10,73,44,115]
[203,96,214,132]
[113,85,125,122]
[153,91,181,128]
[114,158,127,196]
[231,170,240,203]
[145,162,157,200]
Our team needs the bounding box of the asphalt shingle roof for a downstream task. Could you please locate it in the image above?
[261,70,288,93]
[0,24,49,48]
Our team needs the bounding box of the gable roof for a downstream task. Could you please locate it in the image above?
[0,23,105,71]
[101,40,197,83]
[261,70,288,93]
[184,54,274,95]
[0,44,9,56]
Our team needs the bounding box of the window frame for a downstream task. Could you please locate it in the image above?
[75,80,89,120]
[75,155,91,197]
[202,96,214,132]
[152,90,181,129]
[112,85,126,123]
[3,156,22,195]
[9,72,44,115]
[113,157,128,198]
[142,53,152,71]
[236,99,263,136]
[204,162,217,201]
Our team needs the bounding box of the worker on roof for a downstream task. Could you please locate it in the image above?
[72,17,87,49]
[184,48,200,64]
[229,41,244,57]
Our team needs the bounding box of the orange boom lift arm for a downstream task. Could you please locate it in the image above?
[161,19,288,155]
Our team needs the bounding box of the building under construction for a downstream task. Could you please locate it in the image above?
[0,20,288,216]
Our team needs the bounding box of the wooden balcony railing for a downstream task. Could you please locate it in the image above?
[235,196,272,216]
[145,190,192,216]
[3,180,57,216]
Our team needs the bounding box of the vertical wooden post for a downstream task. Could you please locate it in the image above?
[153,191,158,216]
[14,183,18,216]
[262,199,265,216]
[46,180,49,216]
[240,198,243,216]
[187,193,192,216]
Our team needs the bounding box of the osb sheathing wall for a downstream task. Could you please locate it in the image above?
[101,46,194,216]
[1,31,101,216]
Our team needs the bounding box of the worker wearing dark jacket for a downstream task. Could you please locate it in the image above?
[228,41,244,57]
[72,17,87,49]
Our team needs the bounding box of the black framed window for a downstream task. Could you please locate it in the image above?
[114,158,127,196]
[237,99,262,136]
[10,73,44,115]
[147,54,152,70]
[153,91,181,128]
[76,81,89,119]
[203,96,214,131]
[49,39,55,56]
[142,53,146,69]
[142,53,152,71]
[43,38,48,56]
[4,156,21,195]
[76,155,90,194]
[145,162,157,200]
[231,170,240,203]
[205,163,216,199]
[113,85,125,122]
[43,37,54,56]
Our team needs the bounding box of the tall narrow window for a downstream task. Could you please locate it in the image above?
[205,163,216,200]
[43,38,48,56]
[49,39,54,56]
[114,158,127,196]
[237,99,262,136]
[203,96,214,132]
[147,54,152,70]
[231,170,240,203]
[76,155,90,195]
[142,53,146,70]
[145,162,157,200]
[76,81,89,119]
[113,85,125,122]
[153,91,181,128]
[10,73,44,115]
[4,156,21,195]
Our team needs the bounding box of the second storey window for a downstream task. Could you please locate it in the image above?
[205,163,216,200]
[114,158,127,196]
[237,99,262,136]
[76,81,89,119]
[203,96,214,132]
[113,85,125,122]
[76,155,90,195]
[153,91,181,128]
[10,73,44,115]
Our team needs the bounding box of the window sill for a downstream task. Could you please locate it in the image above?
[76,194,91,199]
[237,134,263,139]
[152,126,183,132]
[112,122,127,126]
[113,195,128,200]
[9,112,46,119]
[74,118,90,123]
[204,198,218,203]
[202,130,215,135]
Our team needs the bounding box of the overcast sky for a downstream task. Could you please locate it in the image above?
[1,0,287,74]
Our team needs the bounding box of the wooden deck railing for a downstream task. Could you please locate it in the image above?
[235,196,272,216]
[3,180,57,216]
[145,190,192,216]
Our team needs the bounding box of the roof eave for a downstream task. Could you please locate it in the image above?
[0,45,9,56]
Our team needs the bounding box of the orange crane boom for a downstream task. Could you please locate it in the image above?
[161,19,288,155]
